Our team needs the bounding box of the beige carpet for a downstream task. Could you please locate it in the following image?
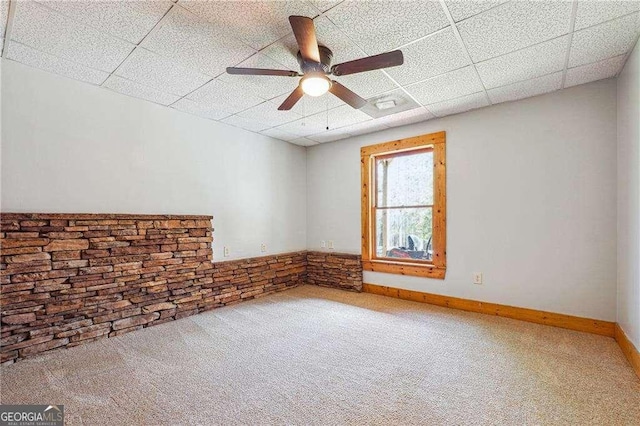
[1,285,639,425]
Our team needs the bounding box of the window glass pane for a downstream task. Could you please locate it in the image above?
[375,207,433,261]
[376,149,433,207]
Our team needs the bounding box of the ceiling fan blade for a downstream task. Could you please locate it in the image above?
[226,67,299,77]
[289,16,320,63]
[329,81,367,109]
[278,86,305,110]
[331,50,404,76]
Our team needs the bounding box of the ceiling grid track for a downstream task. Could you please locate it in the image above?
[438,0,492,106]
[101,2,179,88]
[560,0,579,89]
[1,0,17,57]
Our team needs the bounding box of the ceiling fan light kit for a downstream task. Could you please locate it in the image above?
[226,16,404,111]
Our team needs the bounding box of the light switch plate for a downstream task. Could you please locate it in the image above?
[473,272,483,285]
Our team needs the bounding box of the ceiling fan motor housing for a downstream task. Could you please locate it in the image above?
[297,45,333,74]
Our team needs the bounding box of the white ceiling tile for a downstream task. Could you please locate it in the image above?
[307,128,353,143]
[11,2,135,72]
[218,53,300,100]
[103,75,181,106]
[290,137,319,147]
[171,98,232,121]
[275,116,328,137]
[336,119,389,136]
[426,91,489,117]
[458,1,573,62]
[575,0,640,31]
[1,0,8,37]
[375,107,435,128]
[287,92,344,117]
[565,54,628,88]
[310,104,371,130]
[187,79,264,114]
[237,98,303,127]
[6,41,109,85]
[221,115,271,133]
[260,33,301,72]
[115,48,211,97]
[569,12,640,67]
[310,1,343,13]
[178,0,320,50]
[141,6,256,76]
[261,127,300,142]
[445,0,508,22]
[325,0,449,54]
[405,66,484,105]
[487,72,563,104]
[40,0,173,44]
[334,70,397,99]
[385,27,470,86]
[476,35,569,89]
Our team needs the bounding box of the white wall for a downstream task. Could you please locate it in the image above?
[307,80,618,321]
[617,41,640,348]
[1,59,307,261]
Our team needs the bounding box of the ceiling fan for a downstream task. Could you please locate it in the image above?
[226,16,404,111]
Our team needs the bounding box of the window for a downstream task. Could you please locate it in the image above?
[361,131,446,279]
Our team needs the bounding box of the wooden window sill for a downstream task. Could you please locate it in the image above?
[362,260,446,279]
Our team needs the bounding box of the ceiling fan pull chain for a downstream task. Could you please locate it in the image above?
[326,95,329,130]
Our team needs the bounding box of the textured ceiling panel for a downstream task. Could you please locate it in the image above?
[178,0,320,50]
[4,0,638,147]
[1,0,8,37]
[260,127,301,142]
[218,53,300,100]
[476,35,569,89]
[103,75,181,106]
[426,92,489,117]
[186,78,264,114]
[275,116,328,137]
[40,0,173,44]
[115,47,212,96]
[575,0,640,31]
[458,1,572,62]
[334,70,398,99]
[310,104,371,130]
[307,128,353,143]
[405,66,484,105]
[6,41,109,85]
[221,115,271,133]
[569,12,640,67]
[171,98,232,121]
[141,6,256,76]
[488,72,563,104]
[375,107,435,128]
[325,0,449,54]
[237,97,304,127]
[12,1,135,72]
[565,55,628,88]
[385,27,470,86]
[445,0,508,22]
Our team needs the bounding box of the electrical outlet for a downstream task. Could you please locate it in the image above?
[261,243,266,253]
[320,240,326,248]
[328,240,334,250]
[473,272,483,285]
[223,247,230,257]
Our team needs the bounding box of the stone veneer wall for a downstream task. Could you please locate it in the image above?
[306,251,363,292]
[0,214,306,364]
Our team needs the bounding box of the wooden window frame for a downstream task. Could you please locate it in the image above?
[361,131,447,279]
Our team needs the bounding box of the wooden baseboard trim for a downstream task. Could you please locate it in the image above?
[362,283,615,337]
[614,324,640,380]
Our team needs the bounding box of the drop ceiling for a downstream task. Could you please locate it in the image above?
[1,0,638,147]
